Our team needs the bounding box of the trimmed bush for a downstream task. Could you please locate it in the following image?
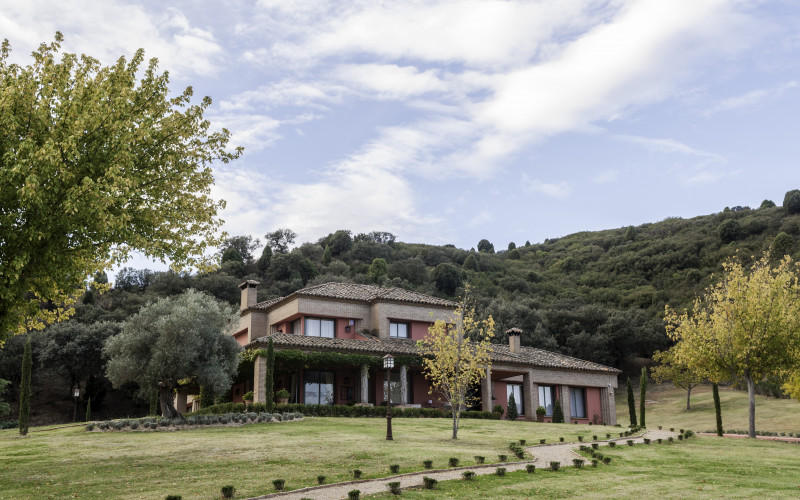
[573,458,584,469]
[422,477,437,490]
[608,441,616,448]
[165,496,181,500]
[627,440,634,446]
[353,469,362,479]
[591,443,599,450]
[221,485,235,498]
[514,449,524,459]
[272,479,285,491]
[526,464,536,473]
[606,433,611,439]
[474,455,485,464]
[559,437,564,442]
[549,461,560,472]
[317,475,325,485]
[496,467,506,476]
[539,439,546,444]
[658,438,663,444]
[423,460,433,469]
[462,471,475,480]
[643,438,650,444]
[591,459,598,468]
[668,437,674,443]
[518,439,526,445]
[603,457,611,465]
[498,454,508,462]
[389,464,400,474]
[348,490,360,500]
[578,436,584,442]
[448,457,459,467]
[387,481,401,495]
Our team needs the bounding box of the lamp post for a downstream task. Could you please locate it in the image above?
[73,387,80,422]
[383,353,394,441]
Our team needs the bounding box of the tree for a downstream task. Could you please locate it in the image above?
[325,230,353,256]
[783,189,800,215]
[639,367,647,428]
[257,246,273,274]
[265,229,297,254]
[651,348,703,410]
[104,289,240,419]
[219,235,260,265]
[477,239,495,253]
[506,391,519,421]
[19,337,31,435]
[416,289,495,439]
[322,245,332,266]
[718,219,740,243]
[712,382,723,437]
[0,378,9,420]
[265,338,275,413]
[462,254,479,272]
[552,399,565,423]
[0,35,240,340]
[368,258,388,283]
[507,242,516,251]
[626,377,637,427]
[771,232,794,260]
[665,253,800,438]
[760,199,776,209]
[432,263,462,296]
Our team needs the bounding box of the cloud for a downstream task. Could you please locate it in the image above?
[593,169,620,184]
[335,64,447,100]
[522,176,572,199]
[703,81,798,116]
[614,134,725,162]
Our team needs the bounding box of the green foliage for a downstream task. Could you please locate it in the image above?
[552,399,565,423]
[462,254,479,271]
[368,258,388,283]
[19,337,31,435]
[719,219,741,243]
[626,378,637,427]
[85,397,91,422]
[266,338,275,413]
[771,232,794,259]
[322,245,332,266]
[432,263,462,295]
[713,382,723,437]
[639,367,648,428]
[104,290,240,418]
[0,34,239,340]
[761,199,776,209]
[478,239,495,253]
[783,189,800,214]
[506,392,519,420]
[0,378,10,419]
[265,229,297,254]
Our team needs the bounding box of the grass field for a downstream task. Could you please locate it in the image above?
[1,384,798,499]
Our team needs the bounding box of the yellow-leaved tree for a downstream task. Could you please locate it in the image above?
[417,287,494,439]
[665,252,800,438]
[651,348,704,410]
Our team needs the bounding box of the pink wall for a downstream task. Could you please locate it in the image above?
[233,329,248,346]
[575,386,603,424]
[409,321,433,341]
[493,381,508,416]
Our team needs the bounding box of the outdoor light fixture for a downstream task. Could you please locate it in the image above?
[383,353,394,440]
[73,388,80,422]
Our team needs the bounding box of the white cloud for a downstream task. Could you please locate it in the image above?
[593,169,620,184]
[335,64,447,100]
[615,134,725,162]
[522,176,572,199]
[704,81,798,116]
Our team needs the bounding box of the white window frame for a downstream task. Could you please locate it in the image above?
[389,321,409,338]
[569,387,587,419]
[305,317,335,338]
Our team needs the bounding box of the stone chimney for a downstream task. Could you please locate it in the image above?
[239,280,260,312]
[506,327,522,353]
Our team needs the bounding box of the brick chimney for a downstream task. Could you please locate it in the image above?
[239,280,260,312]
[506,328,523,353]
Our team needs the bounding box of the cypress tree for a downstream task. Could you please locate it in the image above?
[552,399,565,423]
[19,337,31,436]
[85,397,92,422]
[506,392,519,421]
[639,367,648,428]
[322,245,332,266]
[712,383,723,437]
[199,386,214,409]
[626,377,637,427]
[266,338,275,413]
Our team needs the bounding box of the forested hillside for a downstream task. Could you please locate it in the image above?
[2,190,799,422]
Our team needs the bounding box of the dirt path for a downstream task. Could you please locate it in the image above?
[247,429,677,500]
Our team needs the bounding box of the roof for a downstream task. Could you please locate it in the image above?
[245,334,620,374]
[250,282,457,311]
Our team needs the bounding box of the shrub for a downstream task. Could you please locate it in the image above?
[668,437,674,443]
[387,481,401,495]
[643,438,650,444]
[462,471,475,480]
[552,401,565,423]
[685,430,694,437]
[670,428,675,432]
[348,490,360,500]
[423,477,437,490]
[389,464,400,474]
[539,438,546,444]
[221,485,235,498]
[627,440,634,446]
[658,438,663,444]
[680,428,685,433]
[85,423,95,431]
[549,461,560,471]
[352,469,362,479]
[317,475,325,485]
[514,449,525,459]
[591,443,599,450]
[506,392,519,420]
[591,459,598,468]
[496,467,506,476]
[559,437,564,442]
[578,435,584,442]
[272,479,285,491]
[474,456,485,464]
[165,496,181,500]
[498,454,508,462]
[423,460,433,469]
[518,439,526,445]
[678,434,684,441]
[448,457,459,467]
[592,434,598,441]
[526,464,536,473]
[603,457,611,465]
[573,459,584,469]
[608,441,616,448]
[606,433,611,439]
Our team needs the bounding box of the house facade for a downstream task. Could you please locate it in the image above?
[232,281,620,424]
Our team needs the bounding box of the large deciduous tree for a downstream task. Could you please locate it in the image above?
[0,34,240,340]
[417,288,494,439]
[665,253,800,438]
[651,348,703,410]
[104,289,240,419]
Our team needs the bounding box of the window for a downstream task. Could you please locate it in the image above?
[304,371,334,405]
[538,385,555,416]
[506,384,524,415]
[305,317,335,338]
[290,318,301,335]
[389,321,409,338]
[383,372,407,404]
[570,388,587,418]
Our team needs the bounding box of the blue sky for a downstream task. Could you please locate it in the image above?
[4,0,800,266]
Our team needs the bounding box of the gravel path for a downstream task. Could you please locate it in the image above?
[246,429,677,500]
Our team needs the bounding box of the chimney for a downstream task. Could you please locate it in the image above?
[239,280,260,312]
[506,328,522,353]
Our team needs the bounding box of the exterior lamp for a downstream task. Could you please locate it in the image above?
[383,353,394,440]
[73,387,80,422]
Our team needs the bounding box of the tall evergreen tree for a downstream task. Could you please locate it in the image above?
[266,338,275,413]
[19,337,31,436]
[506,392,519,421]
[639,367,648,428]
[712,383,723,437]
[626,377,637,427]
[552,398,565,423]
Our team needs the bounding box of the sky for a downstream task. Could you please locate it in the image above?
[3,0,800,269]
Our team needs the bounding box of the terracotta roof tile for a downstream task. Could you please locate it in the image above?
[251,283,457,311]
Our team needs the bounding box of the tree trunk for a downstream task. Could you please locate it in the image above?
[451,408,459,440]
[159,386,181,419]
[746,374,756,438]
[712,383,722,437]
[686,386,692,411]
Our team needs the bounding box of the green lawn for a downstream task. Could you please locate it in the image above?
[2,384,799,499]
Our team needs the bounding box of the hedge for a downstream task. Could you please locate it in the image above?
[190,402,500,420]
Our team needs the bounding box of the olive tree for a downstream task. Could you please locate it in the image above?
[104,290,240,418]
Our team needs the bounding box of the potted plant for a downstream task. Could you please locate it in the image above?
[242,391,254,405]
[276,388,290,405]
[536,406,546,422]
